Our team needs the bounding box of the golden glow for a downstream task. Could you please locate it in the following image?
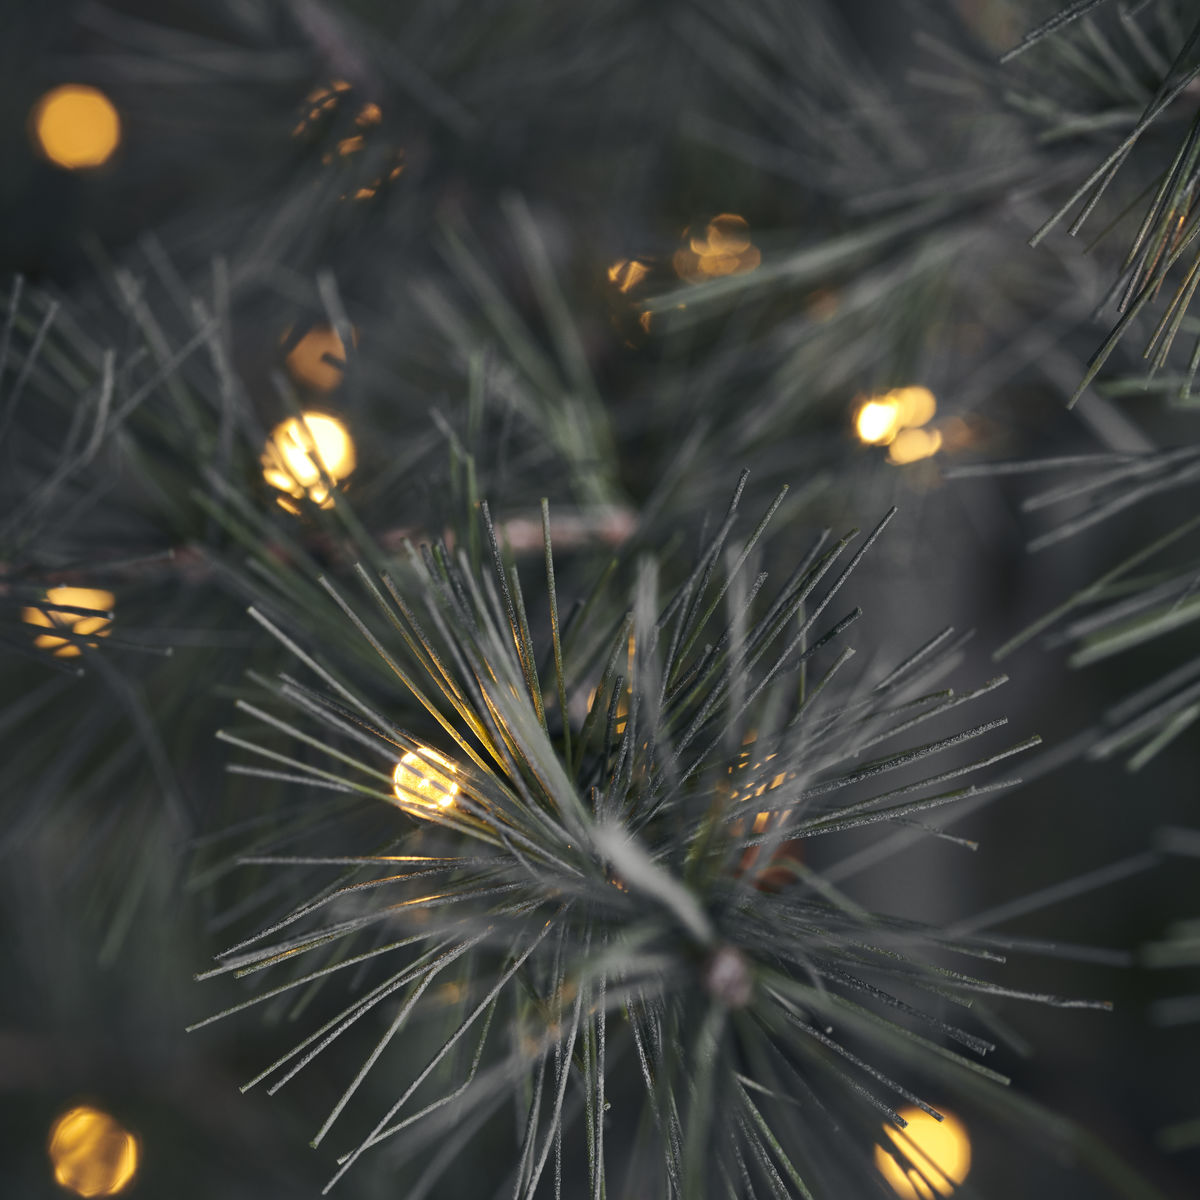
[727,738,802,888]
[694,213,751,255]
[728,738,788,801]
[888,427,943,465]
[284,324,352,392]
[854,386,939,451]
[296,80,394,181]
[607,259,649,294]
[674,214,761,283]
[875,1107,971,1200]
[23,587,114,658]
[855,399,903,445]
[342,154,406,203]
[295,82,381,138]
[294,79,351,135]
[48,1106,139,1197]
[894,386,937,428]
[392,747,460,813]
[261,412,356,510]
[31,86,121,170]
[310,80,351,105]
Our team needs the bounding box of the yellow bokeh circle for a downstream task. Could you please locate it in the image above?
[48,1106,139,1197]
[855,398,903,445]
[874,1106,971,1200]
[22,586,115,658]
[284,325,354,392]
[393,747,460,813]
[261,412,356,510]
[31,86,121,170]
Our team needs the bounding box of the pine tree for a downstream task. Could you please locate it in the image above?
[3,2,1199,1197]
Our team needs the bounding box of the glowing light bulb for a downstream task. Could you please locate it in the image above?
[855,398,903,445]
[48,1106,139,1197]
[855,386,937,447]
[392,747,460,813]
[875,1107,971,1200]
[23,586,114,658]
[31,86,121,170]
[284,324,352,392]
[261,412,356,510]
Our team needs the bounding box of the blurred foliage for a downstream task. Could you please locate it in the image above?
[1,1,1199,1197]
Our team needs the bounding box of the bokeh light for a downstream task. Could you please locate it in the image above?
[855,398,904,445]
[293,79,351,136]
[727,735,802,889]
[284,325,352,392]
[393,747,460,813]
[48,1106,139,1197]
[888,426,944,465]
[854,386,939,455]
[23,587,115,658]
[674,214,762,282]
[261,412,356,510]
[607,259,650,294]
[874,1107,971,1199]
[31,86,121,170]
[892,385,937,428]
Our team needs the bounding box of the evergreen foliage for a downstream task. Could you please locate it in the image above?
[3,1,1199,1197]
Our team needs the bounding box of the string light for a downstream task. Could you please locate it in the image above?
[875,1107,971,1199]
[674,214,761,283]
[392,746,460,813]
[261,412,356,511]
[47,1106,139,1197]
[31,85,121,170]
[22,587,114,658]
